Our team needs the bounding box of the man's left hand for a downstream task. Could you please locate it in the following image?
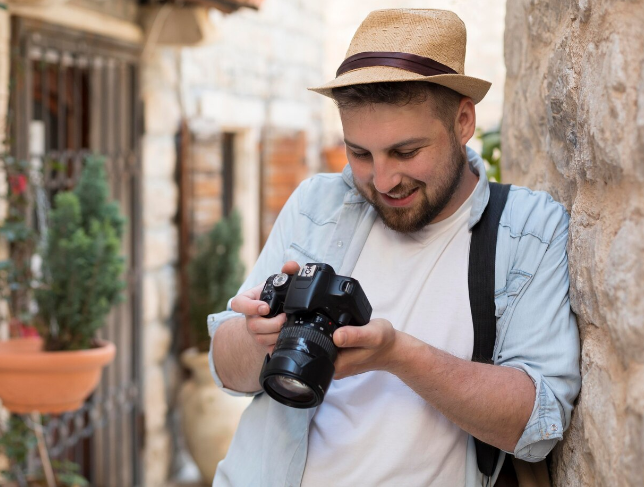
[332,319,402,379]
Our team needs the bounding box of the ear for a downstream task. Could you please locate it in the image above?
[455,97,476,145]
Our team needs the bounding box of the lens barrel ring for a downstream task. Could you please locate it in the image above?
[278,324,337,360]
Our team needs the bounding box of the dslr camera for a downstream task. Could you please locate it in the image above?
[258,263,372,408]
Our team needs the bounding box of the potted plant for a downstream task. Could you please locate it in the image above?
[178,210,250,483]
[0,156,124,414]
[0,414,88,486]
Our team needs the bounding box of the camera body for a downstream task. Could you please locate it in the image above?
[258,263,372,408]
[260,263,371,326]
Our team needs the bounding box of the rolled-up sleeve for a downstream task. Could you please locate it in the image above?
[206,180,308,396]
[496,225,581,461]
[207,308,249,395]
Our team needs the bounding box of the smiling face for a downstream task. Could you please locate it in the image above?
[340,96,478,233]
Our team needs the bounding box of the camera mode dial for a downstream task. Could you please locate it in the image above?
[259,272,293,318]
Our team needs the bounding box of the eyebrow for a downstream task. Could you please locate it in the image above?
[344,137,431,151]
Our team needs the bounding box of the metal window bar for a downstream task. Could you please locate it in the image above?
[9,17,144,487]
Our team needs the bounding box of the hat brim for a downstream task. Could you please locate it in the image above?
[308,66,491,105]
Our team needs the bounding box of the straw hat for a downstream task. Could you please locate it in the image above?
[309,9,491,104]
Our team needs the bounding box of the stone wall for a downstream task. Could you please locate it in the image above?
[503,1,644,485]
[141,47,181,486]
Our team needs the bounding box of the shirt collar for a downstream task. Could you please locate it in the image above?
[340,145,490,226]
[466,146,491,230]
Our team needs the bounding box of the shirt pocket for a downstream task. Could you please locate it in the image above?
[283,243,324,268]
[494,270,532,318]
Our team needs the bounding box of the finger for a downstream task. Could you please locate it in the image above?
[254,332,280,349]
[232,284,270,315]
[246,313,286,336]
[333,325,372,348]
[281,260,301,275]
[334,320,392,349]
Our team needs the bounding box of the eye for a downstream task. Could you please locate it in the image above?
[349,150,371,160]
[394,149,419,159]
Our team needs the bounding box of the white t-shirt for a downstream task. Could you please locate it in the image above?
[301,189,475,487]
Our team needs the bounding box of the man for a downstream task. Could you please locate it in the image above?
[208,9,581,487]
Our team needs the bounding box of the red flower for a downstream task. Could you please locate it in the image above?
[9,174,28,195]
[9,318,40,338]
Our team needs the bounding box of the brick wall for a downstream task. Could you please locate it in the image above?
[190,134,224,237]
[260,130,307,246]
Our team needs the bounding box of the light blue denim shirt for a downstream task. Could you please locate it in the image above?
[207,148,581,487]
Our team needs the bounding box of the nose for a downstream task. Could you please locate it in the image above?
[372,156,402,194]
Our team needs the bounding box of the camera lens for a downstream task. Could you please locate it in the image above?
[264,375,315,403]
[259,314,338,409]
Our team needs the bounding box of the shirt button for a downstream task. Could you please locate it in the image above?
[337,240,343,248]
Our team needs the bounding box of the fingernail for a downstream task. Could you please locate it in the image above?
[335,331,346,346]
[259,304,269,315]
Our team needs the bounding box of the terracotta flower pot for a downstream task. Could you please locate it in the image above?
[0,337,115,414]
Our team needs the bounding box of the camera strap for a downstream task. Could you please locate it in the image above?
[468,181,511,478]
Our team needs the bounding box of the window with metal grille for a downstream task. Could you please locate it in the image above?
[9,17,144,487]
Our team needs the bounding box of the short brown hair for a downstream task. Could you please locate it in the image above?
[331,81,463,128]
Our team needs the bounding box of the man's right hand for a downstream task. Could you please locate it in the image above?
[212,261,301,392]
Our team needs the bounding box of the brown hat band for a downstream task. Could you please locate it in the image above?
[336,51,458,78]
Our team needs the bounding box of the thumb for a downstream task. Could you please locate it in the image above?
[281,260,301,275]
[333,326,362,348]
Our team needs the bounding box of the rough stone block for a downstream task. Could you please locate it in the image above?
[603,218,644,364]
[143,178,178,227]
[143,428,171,487]
[143,88,181,136]
[142,135,176,179]
[144,225,178,271]
[0,12,9,42]
[623,365,644,486]
[144,320,172,368]
[0,51,8,98]
[156,265,178,321]
[142,49,178,91]
[143,273,160,324]
[144,364,168,434]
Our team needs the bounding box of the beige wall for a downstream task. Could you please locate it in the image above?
[504,0,644,485]
[322,0,507,148]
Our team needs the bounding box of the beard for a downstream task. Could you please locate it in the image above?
[354,133,466,234]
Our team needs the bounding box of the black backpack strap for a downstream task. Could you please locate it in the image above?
[468,182,511,477]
